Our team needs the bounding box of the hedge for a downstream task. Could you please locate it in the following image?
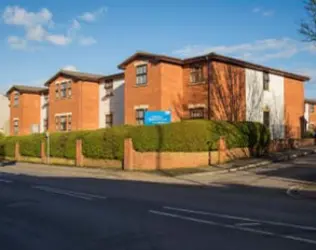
[0,120,270,160]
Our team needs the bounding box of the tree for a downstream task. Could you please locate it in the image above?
[299,0,316,42]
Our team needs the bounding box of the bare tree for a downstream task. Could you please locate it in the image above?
[299,0,316,42]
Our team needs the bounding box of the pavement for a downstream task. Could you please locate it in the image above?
[1,154,316,249]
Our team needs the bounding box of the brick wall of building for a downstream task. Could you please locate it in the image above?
[9,91,41,135]
[284,77,305,138]
[124,60,162,124]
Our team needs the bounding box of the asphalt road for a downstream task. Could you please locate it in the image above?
[0,165,316,250]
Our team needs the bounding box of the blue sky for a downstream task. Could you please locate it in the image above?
[1,0,316,97]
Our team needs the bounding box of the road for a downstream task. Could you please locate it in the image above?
[0,159,316,249]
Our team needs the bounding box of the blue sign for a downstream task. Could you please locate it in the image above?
[144,111,171,125]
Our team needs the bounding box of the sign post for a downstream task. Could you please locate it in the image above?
[144,111,171,125]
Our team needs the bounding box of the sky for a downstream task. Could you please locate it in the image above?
[1,0,316,97]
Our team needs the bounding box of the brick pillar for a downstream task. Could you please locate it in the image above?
[41,141,47,164]
[124,138,134,171]
[15,142,20,161]
[76,139,84,167]
[218,136,227,163]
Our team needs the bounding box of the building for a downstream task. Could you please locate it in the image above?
[304,98,316,131]
[119,52,309,138]
[7,70,124,135]
[0,94,10,135]
[6,85,48,135]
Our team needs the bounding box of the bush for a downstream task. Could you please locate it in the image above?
[82,126,130,160]
[19,133,45,157]
[303,131,314,138]
[4,136,18,157]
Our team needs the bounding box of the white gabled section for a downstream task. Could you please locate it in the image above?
[246,69,285,139]
[40,94,48,133]
[99,78,124,128]
[304,103,309,130]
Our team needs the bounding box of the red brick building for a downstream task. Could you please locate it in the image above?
[119,52,309,138]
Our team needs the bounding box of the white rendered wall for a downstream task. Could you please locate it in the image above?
[99,78,124,128]
[246,69,285,139]
[40,94,48,132]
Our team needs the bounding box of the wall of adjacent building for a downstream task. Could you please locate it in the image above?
[99,78,125,128]
[245,69,285,139]
[0,94,9,135]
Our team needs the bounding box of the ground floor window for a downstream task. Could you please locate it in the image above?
[55,115,72,131]
[135,108,147,125]
[263,110,270,128]
[189,108,205,119]
[105,113,113,127]
[13,119,19,135]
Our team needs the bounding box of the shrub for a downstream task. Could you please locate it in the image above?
[19,133,44,157]
[4,136,18,157]
[82,126,130,160]
[303,130,314,138]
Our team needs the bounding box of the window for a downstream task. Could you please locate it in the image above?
[135,108,147,125]
[190,65,204,83]
[60,116,67,131]
[136,65,147,85]
[55,84,60,99]
[60,82,67,98]
[67,115,72,131]
[263,72,269,91]
[67,81,72,97]
[263,110,270,128]
[55,116,59,130]
[189,108,205,119]
[13,93,19,107]
[13,120,19,135]
[44,95,49,103]
[44,119,48,131]
[310,104,315,113]
[105,113,113,127]
[105,80,113,97]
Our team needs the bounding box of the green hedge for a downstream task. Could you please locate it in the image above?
[19,134,45,157]
[0,120,271,160]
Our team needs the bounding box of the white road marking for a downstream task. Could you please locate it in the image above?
[150,209,316,245]
[0,179,13,183]
[163,206,316,231]
[149,210,275,236]
[235,222,260,227]
[282,235,316,245]
[32,186,107,201]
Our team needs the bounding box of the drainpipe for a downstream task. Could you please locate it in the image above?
[206,56,211,120]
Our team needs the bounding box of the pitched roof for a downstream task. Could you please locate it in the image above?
[305,98,316,104]
[100,72,124,81]
[6,85,47,96]
[118,51,310,82]
[44,70,106,86]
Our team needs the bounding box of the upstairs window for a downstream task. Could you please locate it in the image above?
[67,81,72,97]
[263,72,269,91]
[104,80,114,97]
[136,65,147,85]
[189,108,205,119]
[55,84,60,99]
[60,82,67,98]
[190,65,204,83]
[135,108,147,125]
[13,93,19,107]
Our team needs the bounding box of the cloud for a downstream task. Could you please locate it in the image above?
[2,5,103,50]
[46,34,71,45]
[62,65,77,71]
[172,38,314,62]
[3,6,53,27]
[252,7,274,17]
[7,36,28,50]
[79,6,107,22]
[78,36,97,46]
